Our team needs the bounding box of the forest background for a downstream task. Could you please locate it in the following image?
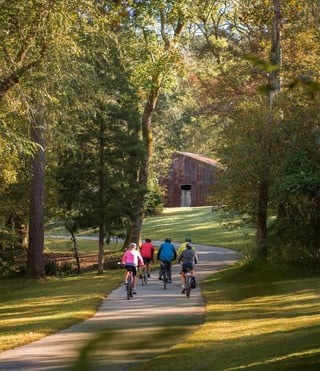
[1,0,320,279]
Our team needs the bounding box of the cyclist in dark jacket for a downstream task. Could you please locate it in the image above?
[157,238,177,283]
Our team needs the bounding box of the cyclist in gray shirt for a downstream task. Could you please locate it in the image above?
[178,243,199,293]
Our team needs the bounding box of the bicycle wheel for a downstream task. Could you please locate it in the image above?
[163,268,167,290]
[185,274,191,298]
[127,273,133,300]
[141,268,147,286]
[143,269,147,285]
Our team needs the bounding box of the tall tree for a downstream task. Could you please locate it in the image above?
[26,94,46,278]
[118,1,195,244]
[0,1,98,277]
[256,0,282,259]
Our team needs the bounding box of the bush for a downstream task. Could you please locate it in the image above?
[268,220,320,272]
[45,260,74,276]
[60,261,73,274]
[45,260,59,276]
[0,240,25,278]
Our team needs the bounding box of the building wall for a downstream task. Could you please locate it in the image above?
[162,152,218,207]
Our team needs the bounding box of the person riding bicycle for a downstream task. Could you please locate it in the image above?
[177,238,196,256]
[178,242,199,294]
[139,238,154,278]
[157,237,177,283]
[121,243,144,294]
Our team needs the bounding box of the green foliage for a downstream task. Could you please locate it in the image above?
[44,260,59,276]
[0,227,26,278]
[266,92,320,264]
[144,181,164,216]
[269,151,320,266]
[244,54,280,73]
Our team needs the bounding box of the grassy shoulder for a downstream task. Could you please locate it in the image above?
[0,270,123,352]
[134,262,320,370]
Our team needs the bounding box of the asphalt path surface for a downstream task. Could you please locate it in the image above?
[0,243,241,371]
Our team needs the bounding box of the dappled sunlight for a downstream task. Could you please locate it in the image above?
[203,285,320,341]
[141,206,254,250]
[226,348,320,370]
[133,265,320,371]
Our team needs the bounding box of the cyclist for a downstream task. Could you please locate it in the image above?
[157,237,177,283]
[178,242,199,294]
[121,243,144,294]
[177,238,196,256]
[140,238,154,277]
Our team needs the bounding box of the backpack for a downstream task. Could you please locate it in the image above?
[191,276,196,289]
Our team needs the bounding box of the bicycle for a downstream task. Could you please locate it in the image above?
[160,261,171,290]
[184,267,193,298]
[139,265,148,286]
[118,262,134,300]
[125,266,134,300]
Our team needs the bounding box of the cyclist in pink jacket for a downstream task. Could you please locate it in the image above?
[121,243,144,294]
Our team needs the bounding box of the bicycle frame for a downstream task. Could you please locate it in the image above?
[140,265,147,286]
[126,268,134,300]
[160,261,170,290]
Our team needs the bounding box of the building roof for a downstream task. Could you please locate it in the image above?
[176,151,220,168]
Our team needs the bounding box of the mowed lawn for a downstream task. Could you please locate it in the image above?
[1,206,320,370]
[134,263,320,371]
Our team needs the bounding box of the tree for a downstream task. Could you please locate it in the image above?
[53,6,145,272]
[26,94,46,278]
[256,0,282,260]
[115,1,195,244]
[0,1,99,277]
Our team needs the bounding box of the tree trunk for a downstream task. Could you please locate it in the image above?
[256,177,269,259]
[66,226,81,274]
[128,14,185,244]
[21,224,29,249]
[129,88,159,245]
[97,117,105,274]
[256,0,281,260]
[98,223,105,274]
[26,107,46,278]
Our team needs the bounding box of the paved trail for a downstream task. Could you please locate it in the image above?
[0,244,241,371]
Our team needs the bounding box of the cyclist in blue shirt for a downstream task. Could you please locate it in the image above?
[157,238,177,283]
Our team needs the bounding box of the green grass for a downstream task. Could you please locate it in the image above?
[0,271,123,352]
[44,237,122,255]
[142,206,254,251]
[134,263,320,370]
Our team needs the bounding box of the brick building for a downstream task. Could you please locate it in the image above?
[160,151,220,207]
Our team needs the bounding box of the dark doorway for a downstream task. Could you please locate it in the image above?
[180,184,191,206]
